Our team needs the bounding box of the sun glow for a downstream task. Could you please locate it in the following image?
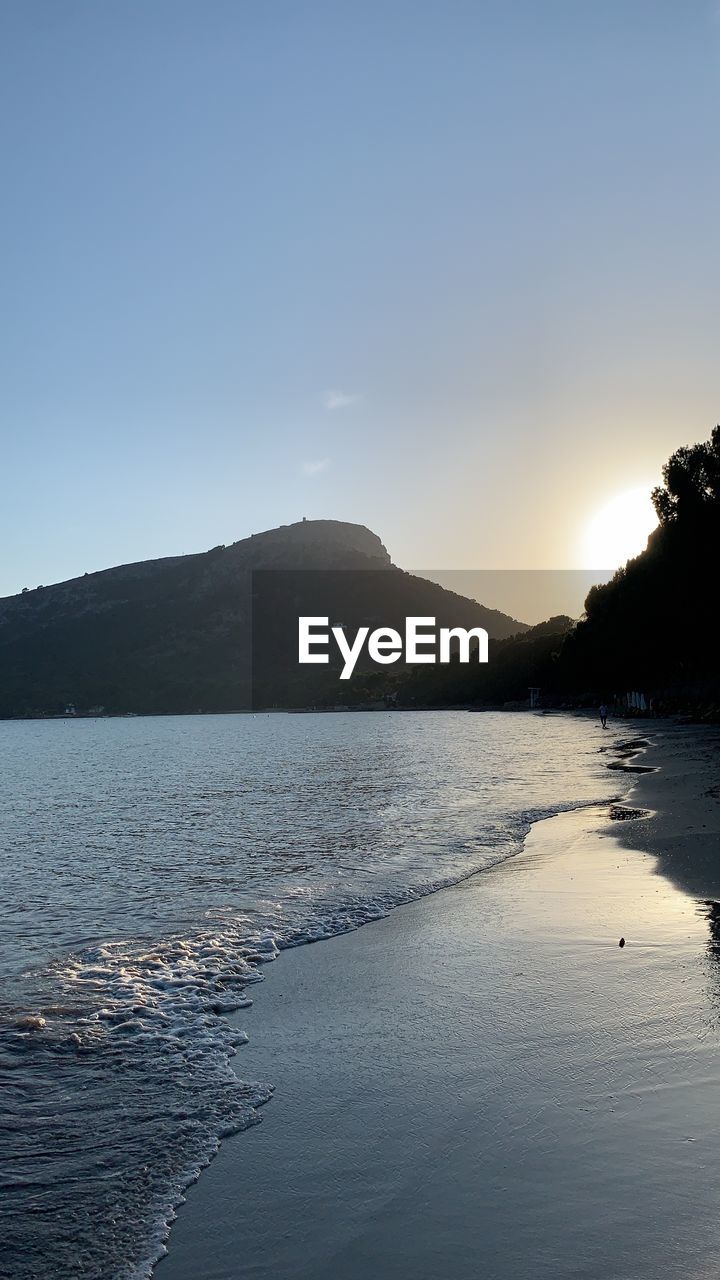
[581,486,658,570]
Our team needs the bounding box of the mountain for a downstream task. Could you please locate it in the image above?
[0,520,527,716]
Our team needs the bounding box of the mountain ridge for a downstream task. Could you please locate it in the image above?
[0,519,527,716]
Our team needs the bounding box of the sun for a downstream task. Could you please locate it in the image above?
[581,486,658,570]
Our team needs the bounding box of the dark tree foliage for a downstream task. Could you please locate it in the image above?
[557,425,720,710]
[392,426,720,712]
[388,618,574,709]
[652,425,720,526]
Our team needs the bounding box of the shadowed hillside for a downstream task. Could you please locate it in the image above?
[0,520,526,717]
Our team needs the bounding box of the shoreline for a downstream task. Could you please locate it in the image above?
[609,723,720,900]
[156,721,720,1280]
[0,707,692,722]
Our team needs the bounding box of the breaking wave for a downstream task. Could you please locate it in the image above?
[0,711,626,1278]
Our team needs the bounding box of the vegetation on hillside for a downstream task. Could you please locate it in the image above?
[388,426,720,714]
[557,426,720,710]
[1,427,717,718]
[0,521,523,717]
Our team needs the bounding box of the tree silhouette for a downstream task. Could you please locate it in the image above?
[652,424,720,525]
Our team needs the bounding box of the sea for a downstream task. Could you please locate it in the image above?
[0,710,622,1280]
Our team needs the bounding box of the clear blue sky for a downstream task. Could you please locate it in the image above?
[1,0,718,594]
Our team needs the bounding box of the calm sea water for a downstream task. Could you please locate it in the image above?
[0,711,621,1279]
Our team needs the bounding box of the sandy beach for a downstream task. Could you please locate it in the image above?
[158,722,720,1280]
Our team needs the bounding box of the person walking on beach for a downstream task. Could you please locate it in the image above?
[599,703,608,729]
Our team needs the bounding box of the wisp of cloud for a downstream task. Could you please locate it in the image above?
[301,458,331,476]
[323,390,356,410]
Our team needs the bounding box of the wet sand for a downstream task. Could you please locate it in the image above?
[158,724,720,1280]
